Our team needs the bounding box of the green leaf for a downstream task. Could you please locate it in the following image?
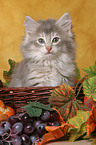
[83,61,96,78]
[3,59,17,86]
[83,76,96,101]
[67,110,90,142]
[22,102,53,117]
[28,102,53,111]
[68,124,86,142]
[75,65,81,79]
[2,82,9,87]
[91,139,96,145]
[23,105,42,117]
[68,110,90,128]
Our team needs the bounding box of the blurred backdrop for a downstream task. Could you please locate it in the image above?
[0,0,96,81]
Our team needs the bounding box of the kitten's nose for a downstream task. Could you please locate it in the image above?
[46,46,52,52]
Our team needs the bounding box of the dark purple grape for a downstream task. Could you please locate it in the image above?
[50,110,59,121]
[24,123,35,134]
[8,115,20,125]
[11,134,22,145]
[41,110,50,122]
[20,113,30,125]
[36,123,47,135]
[33,120,42,128]
[0,121,11,132]
[3,142,9,145]
[49,121,60,126]
[30,133,39,143]
[12,122,23,134]
[28,117,36,123]
[0,127,5,136]
[0,139,3,145]
[21,134,31,145]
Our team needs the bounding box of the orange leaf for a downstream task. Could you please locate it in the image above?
[4,106,15,117]
[84,96,93,109]
[40,123,74,145]
[87,106,96,135]
[0,114,8,123]
[41,132,56,144]
[52,108,65,123]
[0,111,2,114]
[39,108,74,145]
[0,100,15,117]
[0,100,5,108]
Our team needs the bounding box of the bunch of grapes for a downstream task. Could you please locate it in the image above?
[0,109,60,145]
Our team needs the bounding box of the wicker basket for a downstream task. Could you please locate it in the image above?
[0,86,56,113]
[0,80,84,113]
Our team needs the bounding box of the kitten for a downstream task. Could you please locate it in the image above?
[9,13,76,87]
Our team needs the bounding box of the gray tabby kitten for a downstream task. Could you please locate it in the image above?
[9,13,76,87]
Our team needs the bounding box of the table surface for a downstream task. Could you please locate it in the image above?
[47,140,91,145]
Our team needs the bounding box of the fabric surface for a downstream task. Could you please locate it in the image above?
[0,0,96,81]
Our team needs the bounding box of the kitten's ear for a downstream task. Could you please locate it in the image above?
[25,16,39,34]
[56,13,72,35]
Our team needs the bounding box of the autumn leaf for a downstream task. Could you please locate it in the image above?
[39,108,74,145]
[87,106,96,136]
[84,96,93,110]
[49,84,88,121]
[83,76,96,101]
[68,110,90,128]
[87,106,96,145]
[68,124,86,142]
[83,61,96,78]
[67,110,90,142]
[91,138,96,145]
[3,59,17,87]
[41,123,73,144]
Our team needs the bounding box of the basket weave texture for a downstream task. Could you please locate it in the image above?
[0,86,55,113]
[0,80,84,113]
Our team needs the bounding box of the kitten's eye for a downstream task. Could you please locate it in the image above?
[38,38,45,44]
[52,37,60,43]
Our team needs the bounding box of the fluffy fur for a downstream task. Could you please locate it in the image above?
[9,13,76,87]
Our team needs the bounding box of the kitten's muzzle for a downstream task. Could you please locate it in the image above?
[46,46,52,53]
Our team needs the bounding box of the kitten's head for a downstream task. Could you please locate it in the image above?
[22,13,75,63]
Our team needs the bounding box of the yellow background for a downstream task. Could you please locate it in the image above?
[0,0,96,82]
